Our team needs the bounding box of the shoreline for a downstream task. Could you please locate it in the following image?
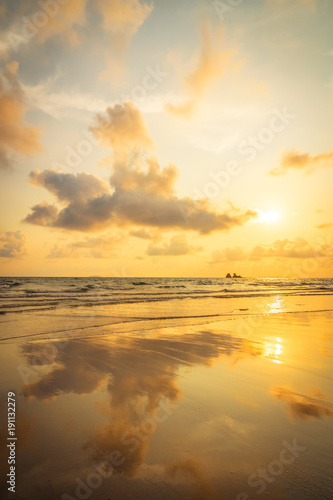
[0,296,332,499]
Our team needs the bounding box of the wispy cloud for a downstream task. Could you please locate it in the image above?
[166,18,240,119]
[0,61,43,170]
[147,234,202,256]
[316,223,333,230]
[211,246,247,263]
[211,238,332,263]
[249,238,329,260]
[22,75,110,120]
[47,233,124,259]
[96,0,153,82]
[270,147,333,176]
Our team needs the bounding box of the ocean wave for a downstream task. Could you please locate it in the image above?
[157,285,186,288]
[0,277,332,316]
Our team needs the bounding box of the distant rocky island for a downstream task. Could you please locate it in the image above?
[226,273,242,278]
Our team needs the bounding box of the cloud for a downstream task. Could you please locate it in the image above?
[47,244,73,259]
[271,386,333,421]
[24,165,256,234]
[210,238,332,264]
[96,0,153,34]
[0,61,42,170]
[35,0,88,45]
[166,18,239,118]
[165,100,196,120]
[211,246,247,263]
[111,156,177,195]
[89,101,154,159]
[47,233,124,259]
[0,0,88,54]
[96,0,153,82]
[1,0,153,95]
[28,169,110,204]
[129,228,153,239]
[0,230,26,258]
[23,103,256,234]
[0,147,13,170]
[23,201,59,227]
[315,223,333,230]
[249,238,327,260]
[147,234,202,256]
[270,147,333,176]
[22,74,110,120]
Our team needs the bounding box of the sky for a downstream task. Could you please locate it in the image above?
[0,0,332,277]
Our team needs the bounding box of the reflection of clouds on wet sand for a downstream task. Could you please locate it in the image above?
[271,386,333,421]
[166,459,216,500]
[21,341,110,399]
[20,330,263,401]
[18,329,264,483]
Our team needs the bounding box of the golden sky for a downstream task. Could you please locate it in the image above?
[0,0,332,277]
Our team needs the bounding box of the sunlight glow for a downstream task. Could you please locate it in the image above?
[256,210,280,224]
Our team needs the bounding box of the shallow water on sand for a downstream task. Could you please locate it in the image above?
[0,294,332,499]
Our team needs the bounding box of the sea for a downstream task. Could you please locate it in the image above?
[0,276,332,315]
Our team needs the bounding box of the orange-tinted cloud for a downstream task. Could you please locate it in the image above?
[0,61,42,169]
[271,386,333,421]
[249,238,328,260]
[166,18,239,118]
[47,233,124,259]
[210,238,332,264]
[315,223,333,230]
[211,246,247,263]
[166,100,196,120]
[89,101,154,160]
[147,234,202,256]
[270,147,333,176]
[35,0,88,46]
[0,0,88,56]
[0,230,26,258]
[96,0,153,82]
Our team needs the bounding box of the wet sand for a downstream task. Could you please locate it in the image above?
[0,294,333,499]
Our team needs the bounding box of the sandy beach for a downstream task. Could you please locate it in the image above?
[1,286,332,500]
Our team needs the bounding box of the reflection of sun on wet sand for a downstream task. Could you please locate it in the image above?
[0,297,333,499]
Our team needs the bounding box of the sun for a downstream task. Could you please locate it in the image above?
[256,210,280,224]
